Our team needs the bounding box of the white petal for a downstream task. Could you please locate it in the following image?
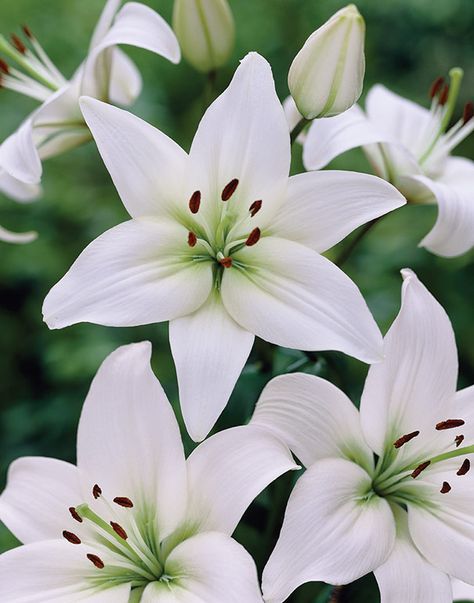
[0,119,41,184]
[271,170,405,253]
[262,458,395,603]
[0,541,131,602]
[43,219,213,329]
[143,532,263,603]
[0,457,81,544]
[221,236,383,363]
[0,224,37,244]
[108,48,142,106]
[303,104,383,170]
[374,506,452,603]
[89,0,121,48]
[77,342,188,539]
[82,2,180,98]
[360,269,458,458]
[452,579,474,602]
[0,170,41,202]
[452,385,474,442]
[251,373,373,471]
[283,95,303,134]
[185,425,297,535]
[187,52,290,228]
[169,293,254,442]
[80,97,187,218]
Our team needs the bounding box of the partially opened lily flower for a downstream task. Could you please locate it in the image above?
[302,69,474,257]
[252,270,474,603]
[0,0,180,203]
[42,52,405,441]
[0,341,296,602]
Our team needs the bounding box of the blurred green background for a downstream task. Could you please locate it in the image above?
[0,0,473,601]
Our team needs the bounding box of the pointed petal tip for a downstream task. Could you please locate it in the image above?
[400,267,418,282]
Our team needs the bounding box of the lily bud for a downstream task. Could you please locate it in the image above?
[288,4,365,119]
[172,0,235,73]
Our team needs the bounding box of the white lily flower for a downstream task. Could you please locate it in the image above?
[302,70,474,257]
[0,341,297,602]
[0,0,180,202]
[251,269,474,603]
[42,52,405,441]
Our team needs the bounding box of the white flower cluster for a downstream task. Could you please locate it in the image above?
[0,1,472,602]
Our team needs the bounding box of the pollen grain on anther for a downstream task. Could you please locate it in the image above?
[411,460,431,479]
[69,506,83,523]
[436,419,465,430]
[113,496,134,508]
[22,25,33,39]
[455,434,465,448]
[249,199,262,217]
[110,521,128,540]
[63,530,81,545]
[188,190,201,214]
[393,430,420,449]
[0,59,9,74]
[221,178,239,201]
[457,458,470,476]
[188,232,197,247]
[429,76,444,99]
[11,34,26,54]
[87,554,105,569]
[92,484,102,499]
[439,84,449,106]
[245,227,261,247]
[440,481,451,494]
[219,256,233,268]
[463,101,474,124]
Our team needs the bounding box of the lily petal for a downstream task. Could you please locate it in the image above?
[360,269,458,458]
[0,457,81,544]
[43,219,213,329]
[271,170,405,253]
[262,458,395,603]
[77,342,188,540]
[185,425,297,535]
[80,97,187,219]
[0,170,41,202]
[452,579,474,602]
[89,0,121,49]
[0,224,37,244]
[169,293,254,442]
[0,119,41,184]
[108,48,142,106]
[251,373,373,472]
[221,236,383,363]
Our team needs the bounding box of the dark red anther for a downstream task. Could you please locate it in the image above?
[221,178,239,201]
[455,434,465,447]
[393,430,420,449]
[63,530,81,545]
[219,257,233,268]
[188,232,197,247]
[457,458,470,476]
[188,190,201,214]
[249,200,262,217]
[22,25,33,39]
[69,507,83,523]
[463,101,474,124]
[113,496,134,509]
[436,419,465,431]
[0,59,9,74]
[411,460,431,479]
[110,521,128,540]
[11,34,26,54]
[429,76,444,99]
[92,484,102,499]
[87,554,105,569]
[440,481,451,494]
[439,85,449,106]
[245,227,261,247]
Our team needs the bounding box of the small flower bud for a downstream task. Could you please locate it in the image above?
[288,4,365,119]
[172,0,235,74]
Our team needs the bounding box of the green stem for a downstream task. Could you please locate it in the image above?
[335,217,381,267]
[0,35,58,90]
[290,117,311,145]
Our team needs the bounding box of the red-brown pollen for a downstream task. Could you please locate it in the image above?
[245,227,261,247]
[110,521,128,540]
[219,257,233,268]
[188,232,197,247]
[63,530,81,545]
[457,458,470,476]
[11,34,26,54]
[0,59,9,74]
[463,101,474,125]
[113,496,134,509]
[92,484,102,499]
[69,507,83,523]
[188,190,201,214]
[440,481,451,494]
[436,419,465,431]
[411,460,431,479]
[429,76,445,99]
[393,430,420,449]
[87,553,105,569]
[221,178,239,201]
[249,199,262,217]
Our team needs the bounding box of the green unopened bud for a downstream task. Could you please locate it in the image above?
[173,0,235,74]
[288,4,365,120]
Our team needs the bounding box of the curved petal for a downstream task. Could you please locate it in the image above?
[80,97,187,219]
[374,506,452,603]
[187,52,290,229]
[221,236,383,363]
[452,579,474,602]
[77,342,188,540]
[42,219,213,329]
[89,0,121,49]
[360,269,458,459]
[108,48,142,106]
[0,540,131,602]
[185,425,297,535]
[262,458,395,603]
[251,373,373,472]
[0,224,37,244]
[0,170,41,202]
[303,104,383,170]
[82,2,180,98]
[0,457,81,544]
[271,170,405,253]
[0,119,41,184]
[169,293,254,442]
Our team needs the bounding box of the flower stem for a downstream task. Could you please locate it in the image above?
[290,117,311,145]
[335,217,381,267]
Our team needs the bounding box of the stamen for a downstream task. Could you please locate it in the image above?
[245,227,261,247]
[455,435,465,447]
[188,191,201,214]
[110,521,128,540]
[463,101,474,124]
[221,178,239,201]
[436,419,465,430]
[0,59,9,74]
[87,553,105,569]
[63,530,81,545]
[113,497,134,509]
[22,25,33,39]
[457,458,470,476]
[10,34,26,54]
[429,76,444,99]
[249,200,262,217]
[187,232,197,247]
[69,506,83,523]
[439,84,449,106]
[393,430,420,449]
[411,460,431,479]
[92,484,102,499]
[219,257,233,268]
[440,481,451,494]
